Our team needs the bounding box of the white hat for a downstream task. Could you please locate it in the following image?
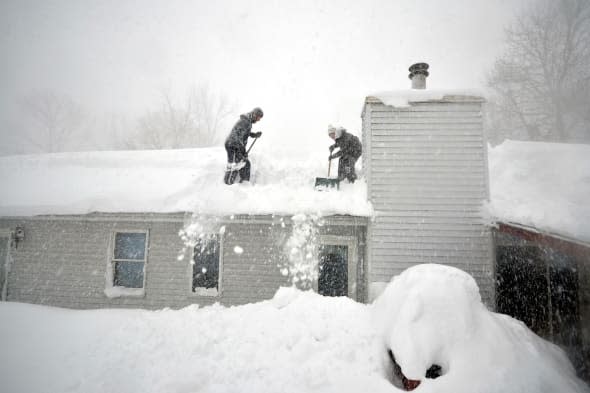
[327,125,342,138]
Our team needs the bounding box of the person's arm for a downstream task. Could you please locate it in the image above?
[330,149,343,159]
[234,119,251,147]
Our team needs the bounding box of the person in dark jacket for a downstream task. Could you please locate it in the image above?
[224,107,263,185]
[328,125,362,183]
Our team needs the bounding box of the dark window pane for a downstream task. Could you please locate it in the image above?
[114,261,144,288]
[193,236,219,291]
[496,246,549,334]
[318,245,348,297]
[114,232,146,260]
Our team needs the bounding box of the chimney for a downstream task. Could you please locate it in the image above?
[408,63,429,89]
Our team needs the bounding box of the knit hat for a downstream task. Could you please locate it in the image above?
[248,107,263,122]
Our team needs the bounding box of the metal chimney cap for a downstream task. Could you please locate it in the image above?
[408,62,430,79]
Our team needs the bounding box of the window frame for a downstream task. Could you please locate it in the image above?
[0,228,11,301]
[189,233,223,297]
[314,235,358,300]
[105,229,149,298]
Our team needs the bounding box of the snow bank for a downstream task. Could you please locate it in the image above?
[1,264,587,393]
[373,264,588,392]
[486,140,590,242]
[0,146,372,217]
[0,290,388,393]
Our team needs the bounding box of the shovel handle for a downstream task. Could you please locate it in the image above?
[246,137,259,154]
[328,158,332,177]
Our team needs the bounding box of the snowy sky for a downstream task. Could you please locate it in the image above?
[0,0,528,153]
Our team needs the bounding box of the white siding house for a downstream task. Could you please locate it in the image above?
[362,91,495,306]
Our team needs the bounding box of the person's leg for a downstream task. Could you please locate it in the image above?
[224,144,242,185]
[337,157,345,180]
[339,156,350,182]
[347,157,358,183]
[239,159,251,182]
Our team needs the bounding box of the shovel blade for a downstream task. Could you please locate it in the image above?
[314,177,340,191]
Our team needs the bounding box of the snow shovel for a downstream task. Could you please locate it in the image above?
[314,157,340,191]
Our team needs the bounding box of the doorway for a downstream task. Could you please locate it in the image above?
[318,244,348,297]
[316,236,358,300]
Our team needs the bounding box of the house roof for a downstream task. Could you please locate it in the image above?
[0,147,373,217]
[2,136,587,244]
[486,140,590,244]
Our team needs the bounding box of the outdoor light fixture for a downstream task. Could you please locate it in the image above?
[13,226,25,248]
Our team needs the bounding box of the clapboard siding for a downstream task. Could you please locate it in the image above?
[362,97,494,307]
[0,214,367,309]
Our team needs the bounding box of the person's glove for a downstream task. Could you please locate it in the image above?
[329,145,335,153]
[328,154,334,160]
[253,131,262,138]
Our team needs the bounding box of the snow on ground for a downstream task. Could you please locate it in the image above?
[0,144,372,217]
[486,140,590,243]
[1,264,587,393]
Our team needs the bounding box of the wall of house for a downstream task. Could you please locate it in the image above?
[362,96,495,307]
[0,214,367,310]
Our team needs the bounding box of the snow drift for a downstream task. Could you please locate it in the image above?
[486,140,590,243]
[373,264,588,393]
[0,264,587,393]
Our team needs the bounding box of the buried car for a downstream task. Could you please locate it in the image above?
[373,264,589,392]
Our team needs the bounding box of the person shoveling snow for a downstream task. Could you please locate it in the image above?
[224,107,263,185]
[315,125,363,191]
[327,125,362,183]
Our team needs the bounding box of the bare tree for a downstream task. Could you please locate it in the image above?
[20,90,86,153]
[486,0,590,144]
[128,84,234,150]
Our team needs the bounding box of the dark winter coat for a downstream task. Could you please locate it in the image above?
[330,130,362,160]
[225,114,257,149]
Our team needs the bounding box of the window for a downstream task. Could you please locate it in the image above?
[110,231,148,289]
[192,235,221,295]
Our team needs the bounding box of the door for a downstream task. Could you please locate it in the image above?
[316,236,358,299]
[318,244,348,297]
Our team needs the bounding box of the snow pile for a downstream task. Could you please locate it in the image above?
[486,140,590,242]
[373,264,588,392]
[1,264,587,393]
[0,290,387,393]
[0,145,372,217]
[371,89,485,107]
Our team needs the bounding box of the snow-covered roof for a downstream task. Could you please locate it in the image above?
[1,139,588,244]
[0,146,373,217]
[486,140,590,244]
[367,88,486,108]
